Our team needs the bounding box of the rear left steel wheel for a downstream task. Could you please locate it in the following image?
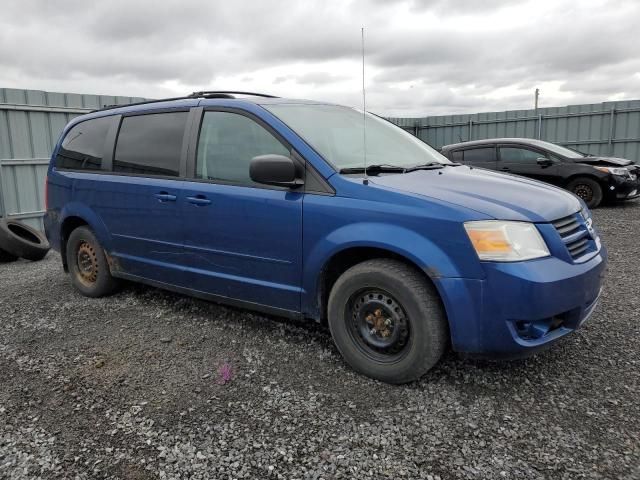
[66,226,119,297]
[328,259,448,384]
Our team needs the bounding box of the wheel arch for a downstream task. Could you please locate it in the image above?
[58,204,113,272]
[60,216,88,271]
[310,244,454,336]
[563,173,607,188]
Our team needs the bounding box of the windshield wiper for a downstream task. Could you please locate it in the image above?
[404,162,460,172]
[339,164,407,174]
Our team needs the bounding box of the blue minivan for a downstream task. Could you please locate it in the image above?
[45,91,607,383]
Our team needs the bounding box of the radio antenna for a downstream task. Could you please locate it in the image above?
[361,27,368,185]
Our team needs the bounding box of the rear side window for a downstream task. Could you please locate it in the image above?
[195,111,289,185]
[114,112,187,177]
[462,147,497,164]
[56,116,112,171]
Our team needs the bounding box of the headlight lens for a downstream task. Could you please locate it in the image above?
[464,221,550,261]
[595,166,628,176]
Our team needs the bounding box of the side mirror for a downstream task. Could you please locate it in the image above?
[250,154,304,188]
[537,157,553,167]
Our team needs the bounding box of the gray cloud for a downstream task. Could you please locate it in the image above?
[0,0,638,116]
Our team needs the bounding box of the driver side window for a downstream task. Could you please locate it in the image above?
[196,111,290,185]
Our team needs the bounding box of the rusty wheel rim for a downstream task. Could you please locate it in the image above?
[347,289,411,363]
[76,241,98,286]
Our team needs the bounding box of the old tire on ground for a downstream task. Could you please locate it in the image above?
[567,177,603,208]
[327,258,448,384]
[0,247,18,263]
[66,226,119,298]
[0,218,50,261]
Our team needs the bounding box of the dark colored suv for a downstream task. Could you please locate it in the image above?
[440,138,640,208]
[45,92,607,383]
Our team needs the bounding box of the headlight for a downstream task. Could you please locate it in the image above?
[595,166,628,176]
[464,221,550,262]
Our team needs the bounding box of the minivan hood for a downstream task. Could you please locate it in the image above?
[574,156,634,167]
[369,166,581,222]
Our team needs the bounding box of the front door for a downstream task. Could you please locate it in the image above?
[181,110,304,313]
[498,145,560,185]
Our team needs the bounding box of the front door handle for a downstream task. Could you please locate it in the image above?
[186,195,212,206]
[154,192,177,202]
[500,167,510,171]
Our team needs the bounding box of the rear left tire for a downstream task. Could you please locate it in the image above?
[66,226,119,297]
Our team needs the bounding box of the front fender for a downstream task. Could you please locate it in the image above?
[302,222,483,318]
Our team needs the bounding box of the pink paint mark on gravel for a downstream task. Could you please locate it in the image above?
[217,362,233,384]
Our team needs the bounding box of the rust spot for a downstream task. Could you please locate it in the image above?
[365,308,392,338]
[105,252,121,273]
[424,266,442,278]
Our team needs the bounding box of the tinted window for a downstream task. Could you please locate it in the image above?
[56,117,112,170]
[462,147,496,164]
[196,111,289,185]
[114,112,187,177]
[451,150,463,162]
[500,147,546,163]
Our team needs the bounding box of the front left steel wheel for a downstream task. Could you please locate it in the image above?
[328,259,448,384]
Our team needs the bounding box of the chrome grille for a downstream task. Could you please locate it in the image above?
[552,215,580,236]
[552,211,597,261]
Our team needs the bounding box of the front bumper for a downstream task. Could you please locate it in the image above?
[436,247,607,358]
[608,175,640,200]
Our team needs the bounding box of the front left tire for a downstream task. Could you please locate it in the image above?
[327,259,448,384]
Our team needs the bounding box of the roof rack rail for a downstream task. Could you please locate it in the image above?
[188,90,279,99]
[91,95,193,113]
[90,91,278,113]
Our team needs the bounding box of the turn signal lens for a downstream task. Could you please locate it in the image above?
[466,229,511,253]
[464,221,550,262]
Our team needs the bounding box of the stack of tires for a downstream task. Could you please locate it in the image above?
[0,218,50,263]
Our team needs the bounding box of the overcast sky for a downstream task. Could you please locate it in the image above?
[1,0,639,116]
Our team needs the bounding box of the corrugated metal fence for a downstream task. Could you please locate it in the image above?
[0,88,144,230]
[2,88,640,231]
[388,99,640,162]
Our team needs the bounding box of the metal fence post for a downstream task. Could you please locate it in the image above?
[537,114,542,139]
[468,119,473,141]
[0,159,6,218]
[608,107,616,156]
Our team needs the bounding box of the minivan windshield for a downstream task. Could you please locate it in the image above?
[264,104,450,171]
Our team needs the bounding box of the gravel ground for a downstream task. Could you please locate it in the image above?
[1,203,639,480]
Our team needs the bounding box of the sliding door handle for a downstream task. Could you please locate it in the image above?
[186,195,212,206]
[154,192,177,202]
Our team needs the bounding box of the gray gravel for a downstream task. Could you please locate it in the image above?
[1,203,639,480]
